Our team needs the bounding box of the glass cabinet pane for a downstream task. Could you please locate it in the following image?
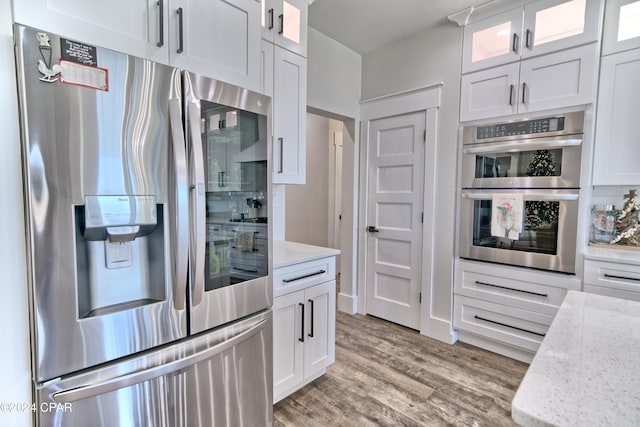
[618,1,640,42]
[472,21,513,63]
[533,0,587,46]
[282,1,301,44]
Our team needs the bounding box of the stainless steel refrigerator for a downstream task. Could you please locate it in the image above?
[14,24,272,426]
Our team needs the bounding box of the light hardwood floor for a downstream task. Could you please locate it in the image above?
[274,311,528,426]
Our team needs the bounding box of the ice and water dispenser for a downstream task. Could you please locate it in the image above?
[75,195,166,318]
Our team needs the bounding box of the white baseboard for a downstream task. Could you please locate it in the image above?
[457,331,534,364]
[337,292,357,314]
[421,316,459,344]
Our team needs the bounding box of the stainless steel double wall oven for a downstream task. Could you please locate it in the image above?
[459,111,584,274]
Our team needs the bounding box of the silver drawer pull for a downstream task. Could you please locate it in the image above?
[474,280,548,298]
[474,315,546,337]
[283,270,326,283]
[604,274,640,283]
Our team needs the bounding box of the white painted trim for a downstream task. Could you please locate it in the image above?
[457,331,534,364]
[357,85,450,341]
[360,83,443,104]
[422,316,459,344]
[337,292,357,315]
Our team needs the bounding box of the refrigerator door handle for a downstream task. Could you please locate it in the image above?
[187,101,206,306]
[169,98,189,310]
[51,317,270,404]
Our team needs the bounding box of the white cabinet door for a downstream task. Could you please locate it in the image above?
[460,62,520,122]
[169,0,261,92]
[602,0,640,55]
[13,0,169,64]
[462,7,523,74]
[260,0,308,57]
[273,290,304,402]
[521,0,602,59]
[273,47,306,184]
[303,280,335,380]
[593,48,640,185]
[519,43,597,114]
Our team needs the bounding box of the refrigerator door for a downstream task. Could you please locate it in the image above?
[183,71,272,334]
[15,25,189,382]
[37,311,272,427]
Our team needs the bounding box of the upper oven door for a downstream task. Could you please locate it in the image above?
[461,134,583,189]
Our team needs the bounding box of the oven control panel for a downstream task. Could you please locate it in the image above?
[476,116,565,140]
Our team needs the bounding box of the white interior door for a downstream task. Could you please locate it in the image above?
[365,111,425,330]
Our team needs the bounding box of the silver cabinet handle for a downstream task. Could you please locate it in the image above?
[278,13,284,35]
[512,33,519,54]
[278,137,284,174]
[268,8,274,30]
[157,0,164,47]
[474,280,548,298]
[509,84,515,106]
[168,99,188,311]
[604,274,640,283]
[522,82,528,104]
[474,315,545,337]
[176,7,184,54]
[525,29,533,50]
[282,270,326,283]
[187,102,206,306]
[52,318,269,403]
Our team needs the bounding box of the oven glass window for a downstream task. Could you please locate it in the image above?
[472,199,560,255]
[474,149,562,179]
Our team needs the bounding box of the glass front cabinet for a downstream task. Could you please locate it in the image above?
[462,0,602,73]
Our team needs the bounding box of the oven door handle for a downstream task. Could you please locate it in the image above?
[461,191,579,202]
[462,137,582,154]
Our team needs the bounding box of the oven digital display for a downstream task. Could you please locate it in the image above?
[476,117,565,140]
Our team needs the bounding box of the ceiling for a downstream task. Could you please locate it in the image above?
[308,0,495,54]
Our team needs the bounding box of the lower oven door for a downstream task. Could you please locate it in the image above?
[459,189,579,274]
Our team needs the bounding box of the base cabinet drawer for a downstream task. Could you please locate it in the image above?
[584,259,640,300]
[454,295,553,353]
[273,256,335,297]
[455,263,571,316]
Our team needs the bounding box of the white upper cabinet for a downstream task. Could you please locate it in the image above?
[170,0,261,92]
[460,43,597,122]
[462,0,603,74]
[273,47,306,184]
[260,0,308,57]
[592,48,640,185]
[13,0,169,64]
[13,0,262,92]
[602,0,640,55]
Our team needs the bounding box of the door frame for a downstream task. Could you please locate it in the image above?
[357,84,441,335]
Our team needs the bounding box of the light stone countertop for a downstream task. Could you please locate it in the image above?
[273,240,340,269]
[512,291,640,426]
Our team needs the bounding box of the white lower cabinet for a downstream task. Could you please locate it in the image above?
[273,258,335,403]
[453,259,581,362]
[584,258,640,301]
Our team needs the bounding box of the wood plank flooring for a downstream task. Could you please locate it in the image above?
[274,311,528,426]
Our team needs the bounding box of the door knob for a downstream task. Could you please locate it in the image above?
[367,226,379,233]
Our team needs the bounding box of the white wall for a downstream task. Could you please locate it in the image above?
[0,0,33,425]
[361,22,464,332]
[307,27,361,118]
[305,26,361,314]
[285,113,330,247]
